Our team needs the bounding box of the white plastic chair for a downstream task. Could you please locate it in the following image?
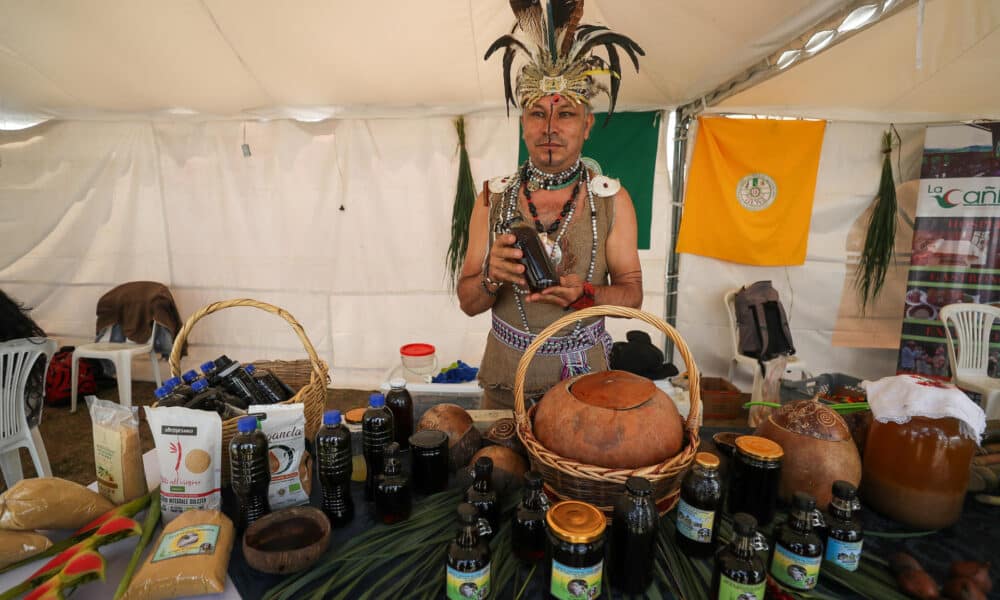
[0,337,56,486]
[70,321,162,412]
[724,288,808,402]
[940,303,1000,420]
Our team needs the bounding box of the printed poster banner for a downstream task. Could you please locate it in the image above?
[676,116,826,266]
[897,121,1000,378]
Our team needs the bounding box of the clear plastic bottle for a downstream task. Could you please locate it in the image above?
[447,503,492,600]
[375,442,411,524]
[229,416,271,530]
[710,513,767,600]
[464,456,499,538]
[611,476,658,594]
[512,471,549,563]
[362,393,394,501]
[315,409,354,526]
[385,378,414,449]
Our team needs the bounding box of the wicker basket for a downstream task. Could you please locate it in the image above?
[514,306,701,515]
[166,299,329,483]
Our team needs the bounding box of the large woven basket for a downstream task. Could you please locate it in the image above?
[514,305,701,515]
[166,298,329,483]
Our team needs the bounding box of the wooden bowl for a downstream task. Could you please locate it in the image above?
[243,507,331,574]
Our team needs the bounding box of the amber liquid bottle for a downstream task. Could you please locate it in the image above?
[465,457,499,539]
[447,503,492,600]
[512,471,549,563]
[709,512,767,600]
[676,452,723,558]
[385,378,413,449]
[509,224,558,291]
[610,476,658,594]
[770,492,824,591]
[824,480,864,572]
[374,442,411,525]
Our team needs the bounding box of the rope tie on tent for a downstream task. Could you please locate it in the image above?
[915,0,925,70]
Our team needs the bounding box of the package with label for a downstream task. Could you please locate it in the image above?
[248,403,309,509]
[0,478,114,531]
[121,509,234,600]
[145,406,222,522]
[87,396,148,504]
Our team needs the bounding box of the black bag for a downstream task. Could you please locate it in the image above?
[734,281,795,362]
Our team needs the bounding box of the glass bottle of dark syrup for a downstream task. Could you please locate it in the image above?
[446,503,492,600]
[824,480,864,572]
[464,457,499,540]
[676,451,723,558]
[512,471,549,563]
[770,492,824,591]
[709,512,767,600]
[374,442,411,525]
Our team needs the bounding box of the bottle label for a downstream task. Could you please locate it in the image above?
[825,538,863,571]
[770,543,821,590]
[717,574,766,600]
[151,525,220,562]
[550,559,602,600]
[447,564,490,600]
[676,499,715,543]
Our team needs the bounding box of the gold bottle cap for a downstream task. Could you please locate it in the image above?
[695,452,720,469]
[546,500,606,544]
[734,435,784,461]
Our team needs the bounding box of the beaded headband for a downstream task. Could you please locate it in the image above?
[484,0,644,125]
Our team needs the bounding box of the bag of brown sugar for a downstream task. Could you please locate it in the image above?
[122,509,234,600]
[0,478,115,530]
[87,396,148,504]
[0,530,51,568]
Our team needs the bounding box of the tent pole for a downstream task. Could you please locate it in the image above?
[663,109,692,363]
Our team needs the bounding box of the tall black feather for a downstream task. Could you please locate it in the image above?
[577,33,643,71]
[502,47,516,115]
[602,43,621,127]
[574,24,609,38]
[484,35,530,61]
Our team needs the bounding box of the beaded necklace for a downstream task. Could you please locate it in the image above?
[523,162,582,236]
[502,161,598,334]
[526,158,582,192]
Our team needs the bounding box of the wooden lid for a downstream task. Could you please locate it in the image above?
[344,407,366,424]
[569,370,657,410]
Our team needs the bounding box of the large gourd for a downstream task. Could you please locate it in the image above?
[754,400,862,510]
[534,370,684,469]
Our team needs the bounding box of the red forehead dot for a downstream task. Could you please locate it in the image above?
[552,95,560,103]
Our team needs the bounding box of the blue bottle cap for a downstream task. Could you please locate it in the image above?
[244,364,256,374]
[368,393,385,408]
[165,376,182,390]
[191,378,209,393]
[182,370,199,384]
[153,385,171,399]
[237,416,257,433]
[324,410,342,426]
[200,360,216,375]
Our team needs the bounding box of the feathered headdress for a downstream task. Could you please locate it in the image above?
[484,0,644,125]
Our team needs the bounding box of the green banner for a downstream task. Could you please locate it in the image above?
[518,111,660,249]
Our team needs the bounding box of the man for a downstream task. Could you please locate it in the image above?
[457,4,645,409]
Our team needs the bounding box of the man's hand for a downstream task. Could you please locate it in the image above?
[525,274,584,307]
[487,233,527,288]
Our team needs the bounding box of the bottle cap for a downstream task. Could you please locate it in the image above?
[182,370,199,384]
[732,513,758,536]
[165,376,182,390]
[389,378,407,390]
[244,364,257,375]
[524,471,543,490]
[625,476,652,496]
[153,385,171,399]
[368,393,385,408]
[832,480,857,500]
[237,416,257,433]
[200,360,216,375]
[324,410,342,426]
[474,456,494,474]
[215,355,233,368]
[695,451,720,469]
[547,500,606,544]
[385,442,400,458]
[191,378,209,392]
[735,435,784,462]
[793,491,816,511]
[457,502,478,524]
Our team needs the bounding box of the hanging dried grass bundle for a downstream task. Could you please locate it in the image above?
[856,130,898,312]
[446,116,477,288]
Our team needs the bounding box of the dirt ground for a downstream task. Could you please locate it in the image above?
[1,380,374,493]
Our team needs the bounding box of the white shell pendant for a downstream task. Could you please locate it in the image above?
[589,175,621,197]
[541,233,563,265]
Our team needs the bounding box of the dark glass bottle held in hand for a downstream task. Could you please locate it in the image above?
[509,224,558,292]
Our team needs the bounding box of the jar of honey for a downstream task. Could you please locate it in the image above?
[861,416,975,529]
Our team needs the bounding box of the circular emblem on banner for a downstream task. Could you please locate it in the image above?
[736,173,777,211]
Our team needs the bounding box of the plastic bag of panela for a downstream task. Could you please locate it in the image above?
[0,530,51,568]
[87,396,148,504]
[0,478,114,531]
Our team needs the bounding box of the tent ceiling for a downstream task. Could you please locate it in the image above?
[0,1,995,123]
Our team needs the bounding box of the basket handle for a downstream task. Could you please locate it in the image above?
[512,305,701,432]
[168,298,328,383]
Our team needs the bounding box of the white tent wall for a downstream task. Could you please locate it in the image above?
[674,118,927,391]
[0,115,673,388]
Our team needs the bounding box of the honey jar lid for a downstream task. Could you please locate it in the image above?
[695,452,720,469]
[546,500,606,544]
[734,435,784,461]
